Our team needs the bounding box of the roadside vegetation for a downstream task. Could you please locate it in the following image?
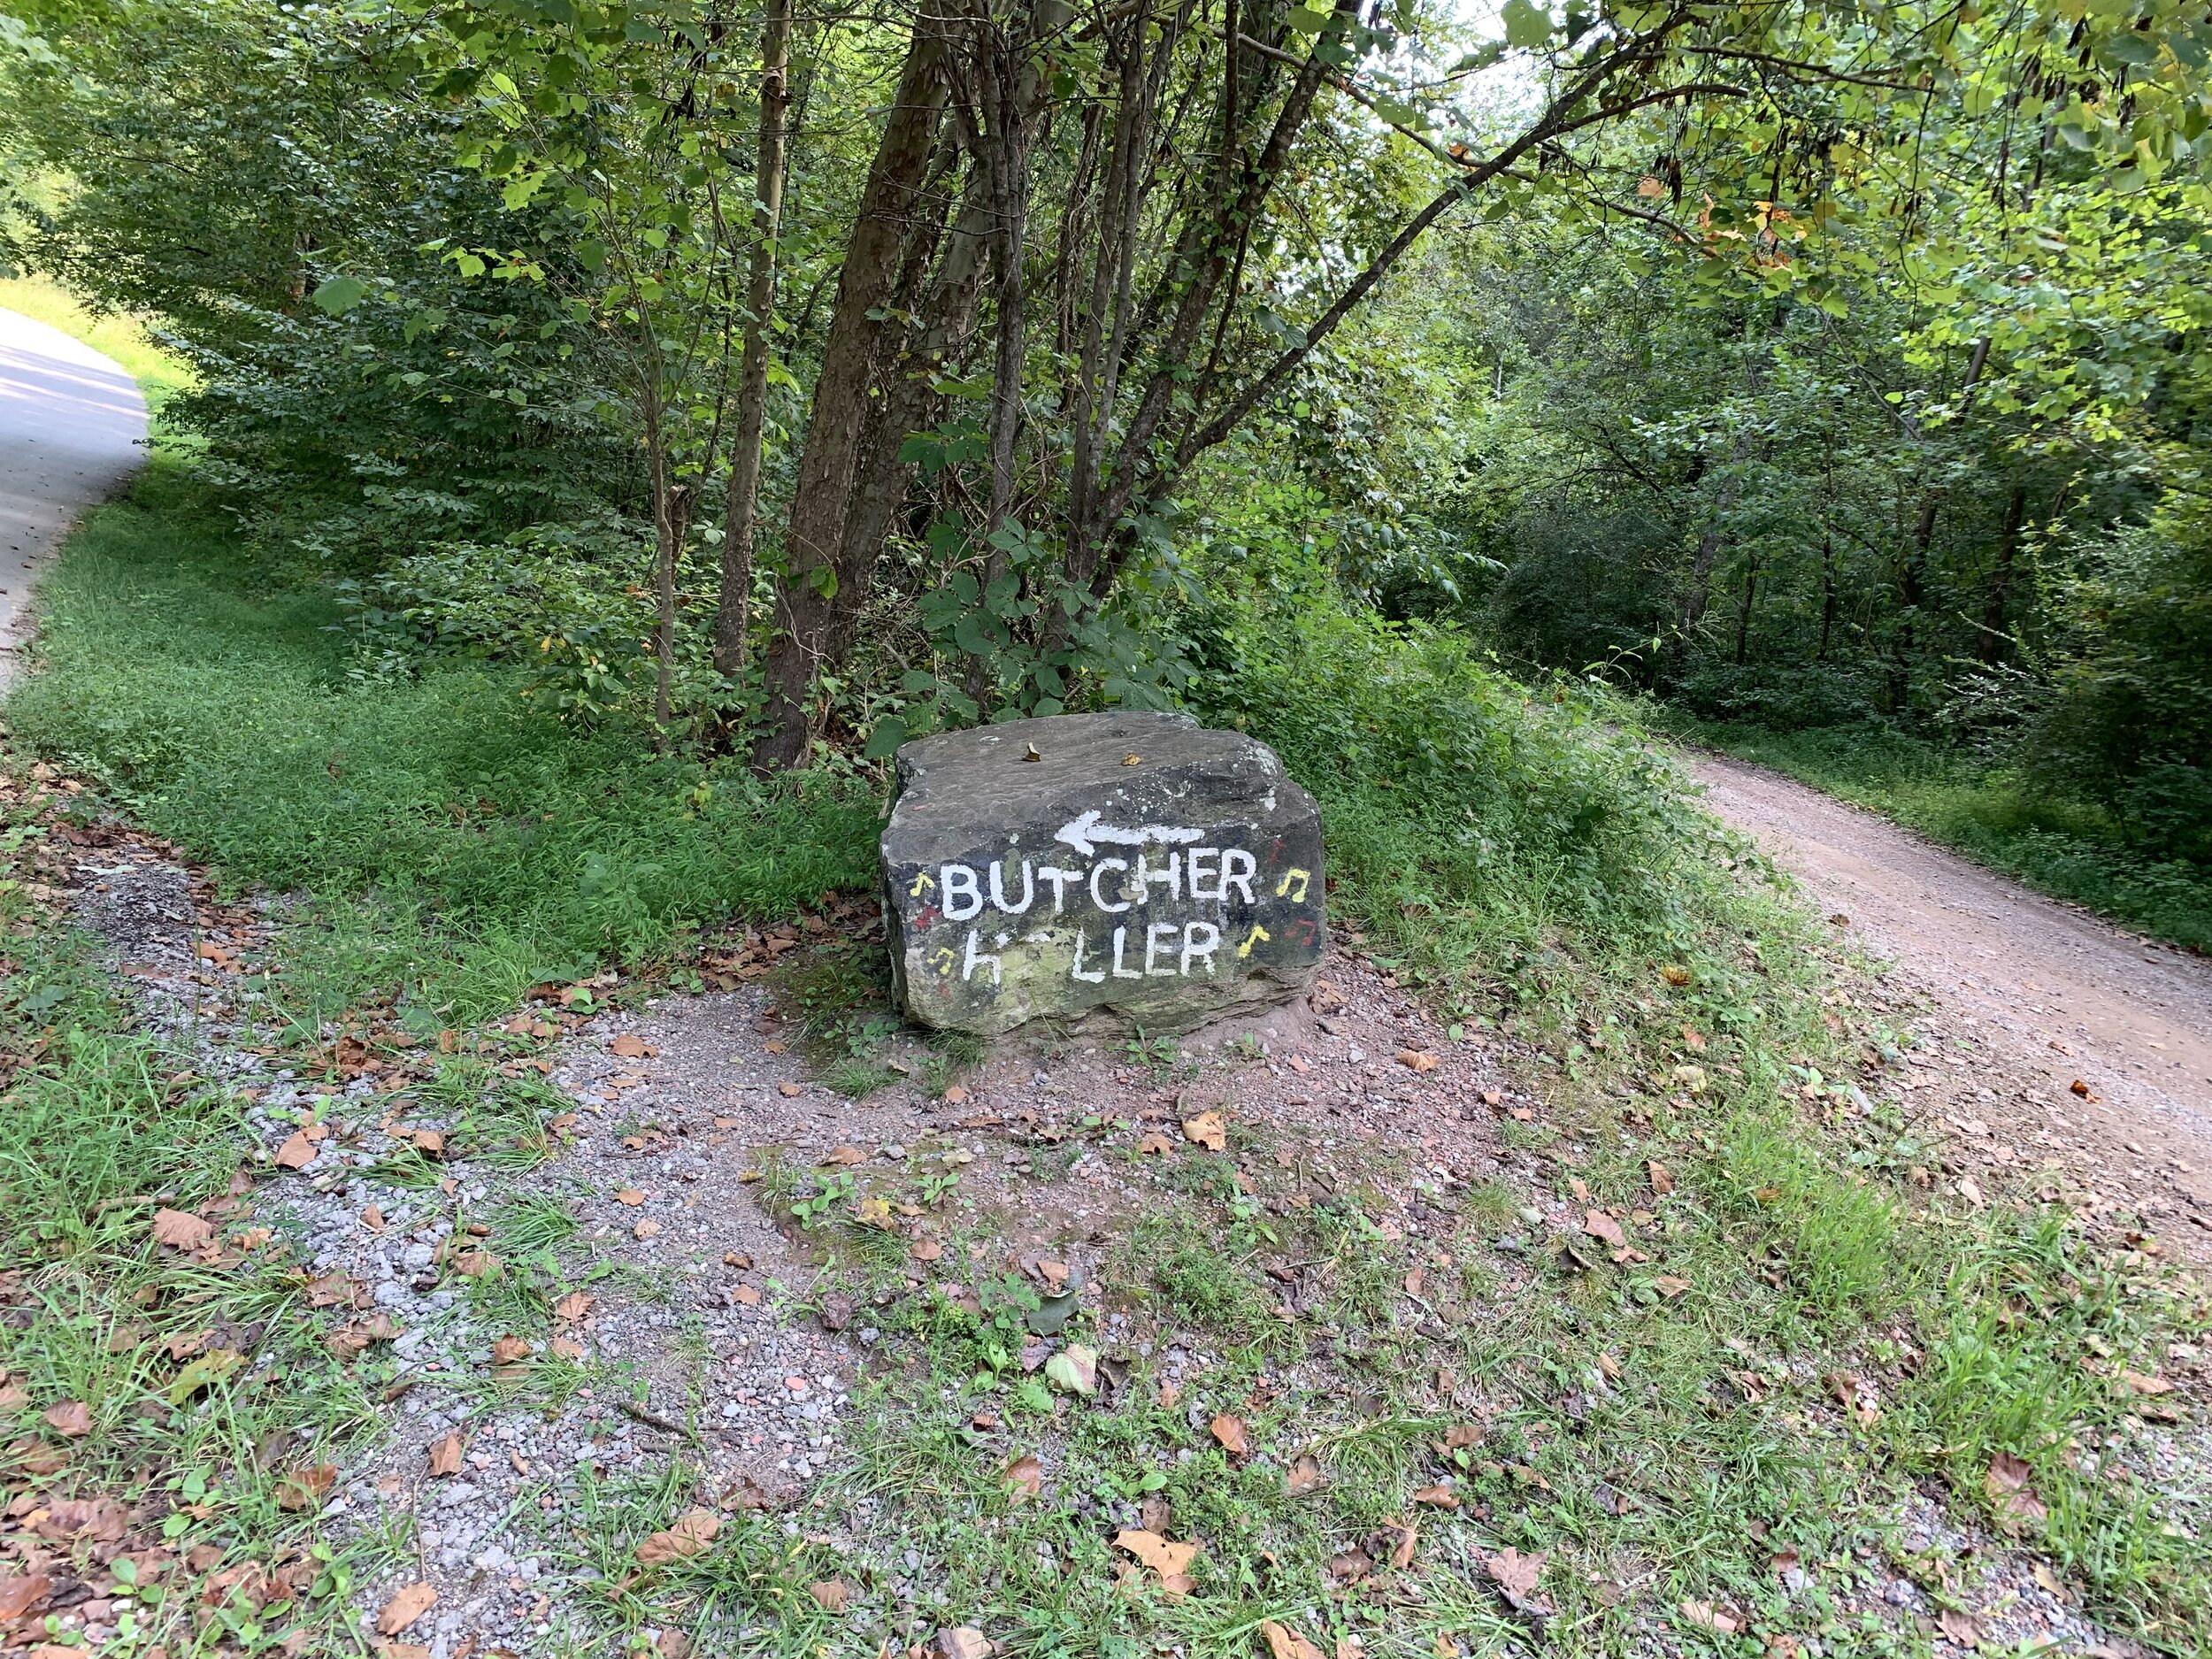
[2,0,2209,1652]
[1671,719,2212,953]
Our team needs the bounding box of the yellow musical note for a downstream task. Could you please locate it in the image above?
[1275,867,1310,902]
[1237,925,1271,958]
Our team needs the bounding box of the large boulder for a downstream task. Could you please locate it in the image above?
[882,711,1325,1035]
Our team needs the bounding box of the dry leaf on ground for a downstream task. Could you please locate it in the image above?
[1582,1210,1625,1248]
[1937,1609,1982,1647]
[637,1509,721,1566]
[1003,1455,1044,1500]
[42,1401,92,1437]
[1488,1548,1545,1598]
[151,1209,212,1250]
[1411,1484,1459,1508]
[554,1292,594,1323]
[822,1146,868,1166]
[1387,1519,1418,1570]
[809,1579,849,1613]
[1985,1450,2047,1532]
[273,1132,316,1169]
[376,1582,438,1637]
[611,1033,652,1058]
[1115,1527,1200,1596]
[427,1432,465,1477]
[777,1081,803,1097]
[1395,1049,1438,1072]
[276,1463,336,1511]
[1182,1110,1226,1150]
[1209,1413,1248,1457]
[1261,1619,1326,1659]
[935,1630,988,1659]
[1286,1454,1324,1495]
[1647,1160,1675,1195]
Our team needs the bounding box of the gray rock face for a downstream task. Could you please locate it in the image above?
[882,711,1325,1036]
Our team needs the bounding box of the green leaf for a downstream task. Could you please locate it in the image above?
[864,718,908,760]
[311,275,368,316]
[1043,1344,1098,1395]
[1501,0,1551,50]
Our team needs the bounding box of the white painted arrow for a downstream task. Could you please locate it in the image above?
[1054,810,1204,859]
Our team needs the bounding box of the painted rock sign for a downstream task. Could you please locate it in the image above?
[882,711,1325,1035]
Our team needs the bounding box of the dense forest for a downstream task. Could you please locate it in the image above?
[3,0,2208,863]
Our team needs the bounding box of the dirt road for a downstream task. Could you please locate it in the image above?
[0,304,147,689]
[1692,751,2212,1252]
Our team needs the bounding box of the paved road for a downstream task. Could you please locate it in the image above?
[0,304,148,689]
[1692,751,2212,1239]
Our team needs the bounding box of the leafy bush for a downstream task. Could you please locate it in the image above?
[2027,489,2212,862]
[1187,595,1769,1016]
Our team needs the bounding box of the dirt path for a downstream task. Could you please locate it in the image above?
[1690,750,2212,1252]
[0,304,147,689]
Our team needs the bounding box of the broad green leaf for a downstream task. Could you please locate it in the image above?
[311,275,368,315]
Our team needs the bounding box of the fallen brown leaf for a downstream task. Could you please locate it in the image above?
[615,1188,648,1206]
[553,1291,594,1323]
[490,1336,531,1365]
[611,1033,652,1059]
[1286,1454,1324,1495]
[2121,1370,2175,1396]
[1182,1110,1226,1151]
[1647,1160,1675,1195]
[1938,1609,1982,1647]
[276,1463,336,1510]
[1487,1546,1546,1600]
[1209,1413,1248,1458]
[151,1209,213,1250]
[1003,1454,1044,1500]
[636,1509,720,1566]
[427,1431,465,1476]
[1410,1484,1459,1509]
[777,1081,803,1098]
[1582,1210,1625,1248]
[808,1578,849,1613]
[633,1218,662,1240]
[42,1401,92,1437]
[822,1146,868,1166]
[377,1582,439,1637]
[1115,1527,1200,1596]
[273,1132,317,1170]
[935,1629,989,1659]
[1395,1049,1438,1073]
[0,1574,52,1621]
[1261,1619,1326,1659]
[1388,1518,1418,1571]
[1985,1450,2047,1532]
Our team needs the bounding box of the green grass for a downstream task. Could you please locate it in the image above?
[5,464,880,1022]
[0,770,398,1656]
[0,272,195,412]
[1678,718,2212,953]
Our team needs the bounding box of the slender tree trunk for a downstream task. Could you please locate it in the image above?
[1732,555,1757,665]
[1894,335,1991,704]
[753,27,950,772]
[1816,533,1836,663]
[1980,482,2025,664]
[642,383,685,749]
[715,0,793,680]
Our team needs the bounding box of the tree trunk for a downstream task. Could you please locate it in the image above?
[753,27,951,772]
[1979,483,2025,664]
[714,0,793,680]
